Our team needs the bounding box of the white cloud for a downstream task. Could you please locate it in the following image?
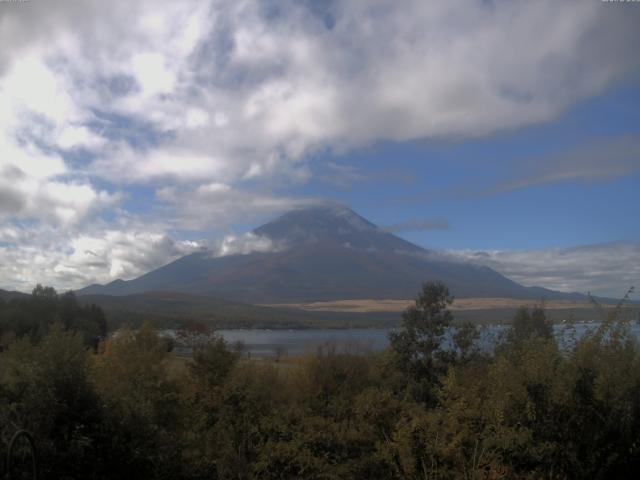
[0,160,118,227]
[131,53,176,97]
[155,182,318,230]
[213,232,282,257]
[3,0,639,189]
[442,243,640,298]
[94,144,227,184]
[0,222,203,292]
[0,0,639,291]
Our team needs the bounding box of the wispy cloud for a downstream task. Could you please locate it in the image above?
[402,134,640,204]
[154,183,319,230]
[320,162,413,189]
[489,135,640,194]
[383,218,451,233]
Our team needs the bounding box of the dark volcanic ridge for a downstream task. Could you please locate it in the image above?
[0,288,29,301]
[77,204,586,303]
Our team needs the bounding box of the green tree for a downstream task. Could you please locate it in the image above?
[508,305,553,345]
[388,281,454,405]
[452,321,481,363]
[91,323,186,479]
[190,335,239,390]
[0,324,103,479]
[0,286,107,346]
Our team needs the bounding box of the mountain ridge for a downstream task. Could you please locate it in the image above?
[77,204,588,302]
[0,288,30,301]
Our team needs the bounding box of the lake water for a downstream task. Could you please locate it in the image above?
[208,321,640,357]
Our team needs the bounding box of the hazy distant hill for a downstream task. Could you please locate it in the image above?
[0,288,28,301]
[78,204,586,303]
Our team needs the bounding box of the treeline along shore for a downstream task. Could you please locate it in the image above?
[1,283,639,479]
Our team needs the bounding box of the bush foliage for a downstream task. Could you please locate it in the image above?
[1,282,639,479]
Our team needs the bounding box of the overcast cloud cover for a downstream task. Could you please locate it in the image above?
[0,0,639,296]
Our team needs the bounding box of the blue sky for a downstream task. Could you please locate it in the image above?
[0,0,639,296]
[300,81,640,250]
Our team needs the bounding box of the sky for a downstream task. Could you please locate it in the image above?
[0,0,639,297]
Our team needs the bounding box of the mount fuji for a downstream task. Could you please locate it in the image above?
[77,204,583,303]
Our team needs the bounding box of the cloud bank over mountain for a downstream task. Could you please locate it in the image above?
[444,243,640,298]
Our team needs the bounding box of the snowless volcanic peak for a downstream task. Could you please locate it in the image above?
[76,204,586,303]
[250,203,423,254]
[252,203,378,244]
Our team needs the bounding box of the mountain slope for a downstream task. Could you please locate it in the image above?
[78,204,584,302]
[0,288,29,301]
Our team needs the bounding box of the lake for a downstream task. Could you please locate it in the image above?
[207,321,640,358]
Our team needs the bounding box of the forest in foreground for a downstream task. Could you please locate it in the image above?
[0,283,639,479]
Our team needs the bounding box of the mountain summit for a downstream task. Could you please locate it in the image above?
[78,204,580,302]
[253,203,424,253]
[254,204,377,241]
